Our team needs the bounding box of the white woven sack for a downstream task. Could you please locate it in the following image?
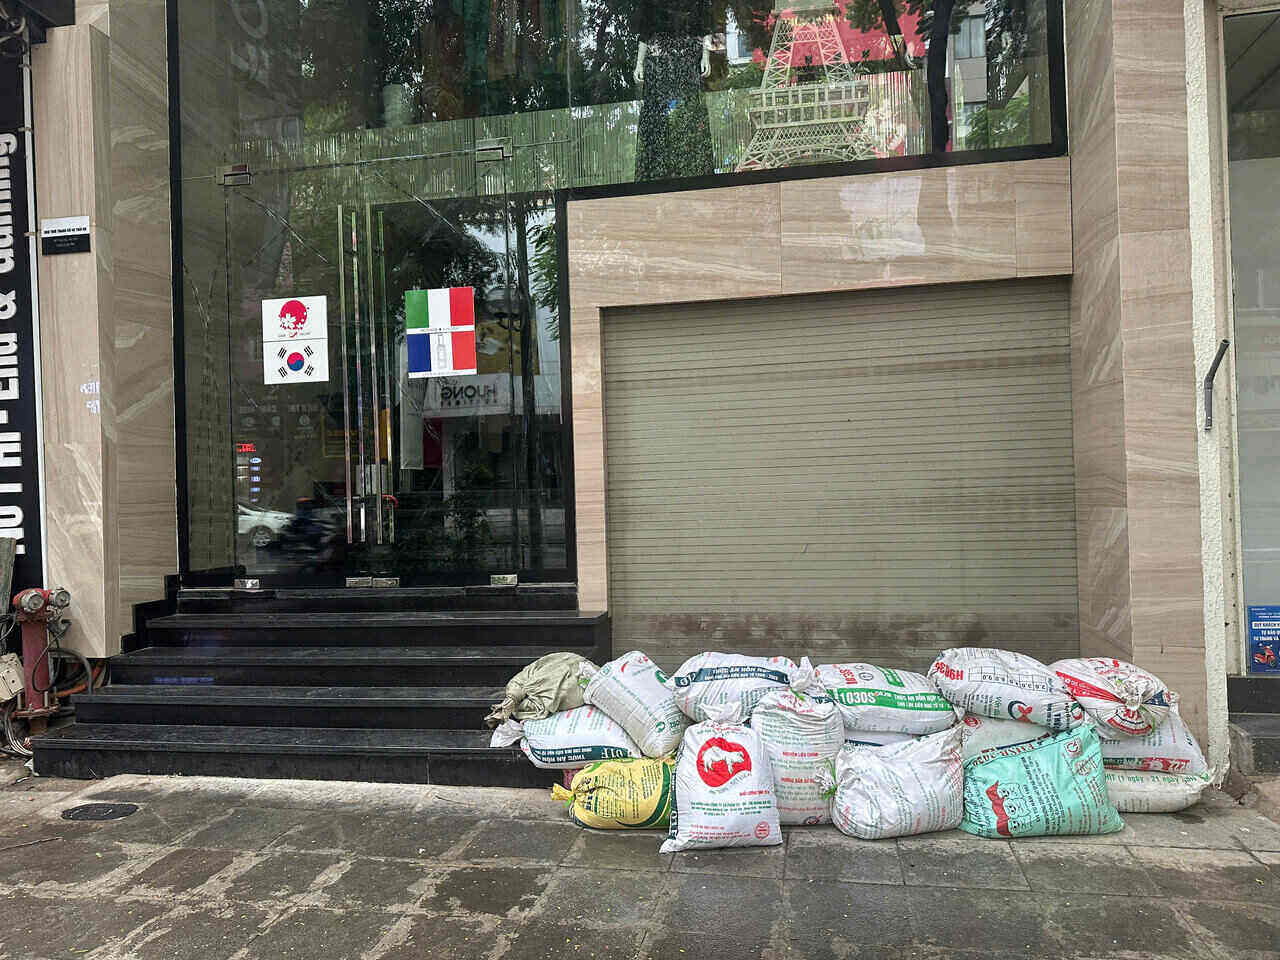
[843,729,918,748]
[1098,708,1208,776]
[582,651,688,757]
[815,662,956,735]
[509,705,643,770]
[1050,657,1176,737]
[660,704,782,853]
[752,690,845,825]
[958,713,1055,761]
[667,653,810,722]
[1103,769,1210,813]
[816,726,964,840]
[928,648,1085,731]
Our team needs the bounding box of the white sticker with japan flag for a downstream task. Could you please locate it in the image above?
[262,296,330,384]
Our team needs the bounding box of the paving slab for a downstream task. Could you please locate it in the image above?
[669,843,786,879]
[126,846,240,895]
[784,830,904,884]
[659,874,782,944]
[560,829,672,873]
[222,851,344,903]
[898,835,1028,890]
[273,809,479,860]
[531,867,667,927]
[420,864,551,918]
[239,906,402,960]
[123,904,275,960]
[1013,841,1160,896]
[377,915,496,960]
[313,856,432,911]
[1174,897,1280,955]
[1129,846,1276,903]
[457,818,581,864]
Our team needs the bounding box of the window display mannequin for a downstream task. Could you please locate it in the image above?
[630,2,717,182]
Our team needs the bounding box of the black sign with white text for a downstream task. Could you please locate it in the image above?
[39,215,90,255]
[0,56,45,591]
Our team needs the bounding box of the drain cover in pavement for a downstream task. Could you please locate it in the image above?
[61,802,139,821]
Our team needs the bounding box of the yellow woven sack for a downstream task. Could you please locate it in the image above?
[550,756,675,829]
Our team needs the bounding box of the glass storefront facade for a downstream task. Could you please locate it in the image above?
[1225,11,1280,671]
[173,0,1067,585]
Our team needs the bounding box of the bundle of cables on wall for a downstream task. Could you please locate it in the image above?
[1,615,103,759]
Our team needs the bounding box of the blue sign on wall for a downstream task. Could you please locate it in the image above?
[1248,605,1280,673]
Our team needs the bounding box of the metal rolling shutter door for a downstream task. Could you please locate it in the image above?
[602,277,1078,674]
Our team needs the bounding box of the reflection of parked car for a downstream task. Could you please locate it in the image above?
[237,503,294,548]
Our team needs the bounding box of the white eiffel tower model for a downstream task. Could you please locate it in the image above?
[737,1,881,171]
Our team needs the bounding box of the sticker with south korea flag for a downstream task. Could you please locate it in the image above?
[262,296,330,385]
[406,287,477,379]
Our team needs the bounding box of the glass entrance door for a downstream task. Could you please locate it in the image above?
[209,149,568,586]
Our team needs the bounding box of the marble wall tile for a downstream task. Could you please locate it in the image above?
[1076,506,1133,661]
[1014,159,1073,276]
[780,166,1020,294]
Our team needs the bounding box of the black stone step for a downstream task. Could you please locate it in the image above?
[145,610,608,650]
[109,645,597,687]
[72,685,501,730]
[31,723,558,786]
[1230,712,1280,773]
[176,584,578,614]
[1227,675,1280,714]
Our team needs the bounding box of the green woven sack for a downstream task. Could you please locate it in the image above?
[960,723,1124,838]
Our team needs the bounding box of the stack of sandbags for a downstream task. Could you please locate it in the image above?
[1050,658,1210,813]
[815,662,957,748]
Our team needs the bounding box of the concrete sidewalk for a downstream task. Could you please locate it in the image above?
[0,762,1276,960]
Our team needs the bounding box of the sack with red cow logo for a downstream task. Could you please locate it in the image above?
[959,713,1055,761]
[1050,657,1176,737]
[496,705,643,770]
[752,690,845,825]
[928,648,1085,731]
[1103,769,1211,813]
[1097,708,1208,776]
[659,703,782,853]
[815,662,956,735]
[960,723,1123,838]
[581,650,689,758]
[667,653,812,723]
[815,726,964,840]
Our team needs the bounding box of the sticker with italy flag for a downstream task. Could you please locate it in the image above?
[406,287,477,379]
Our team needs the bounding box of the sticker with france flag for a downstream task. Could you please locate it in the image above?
[406,287,477,379]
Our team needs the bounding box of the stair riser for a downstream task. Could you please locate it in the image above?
[150,623,607,649]
[73,700,491,730]
[110,663,535,687]
[176,589,578,615]
[33,746,559,786]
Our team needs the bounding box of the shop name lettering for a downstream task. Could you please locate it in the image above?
[442,383,498,406]
[0,134,27,553]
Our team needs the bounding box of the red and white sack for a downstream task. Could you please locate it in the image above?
[660,704,782,853]
[815,726,964,840]
[667,653,812,723]
[581,651,688,758]
[815,662,956,735]
[958,713,1055,761]
[1098,708,1208,776]
[1050,657,1176,737]
[752,690,845,825]
[1103,769,1210,813]
[493,705,643,770]
[928,648,1085,731]
[843,729,918,748]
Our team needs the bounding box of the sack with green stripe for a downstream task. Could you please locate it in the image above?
[511,705,643,769]
[816,663,957,735]
[551,757,675,829]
